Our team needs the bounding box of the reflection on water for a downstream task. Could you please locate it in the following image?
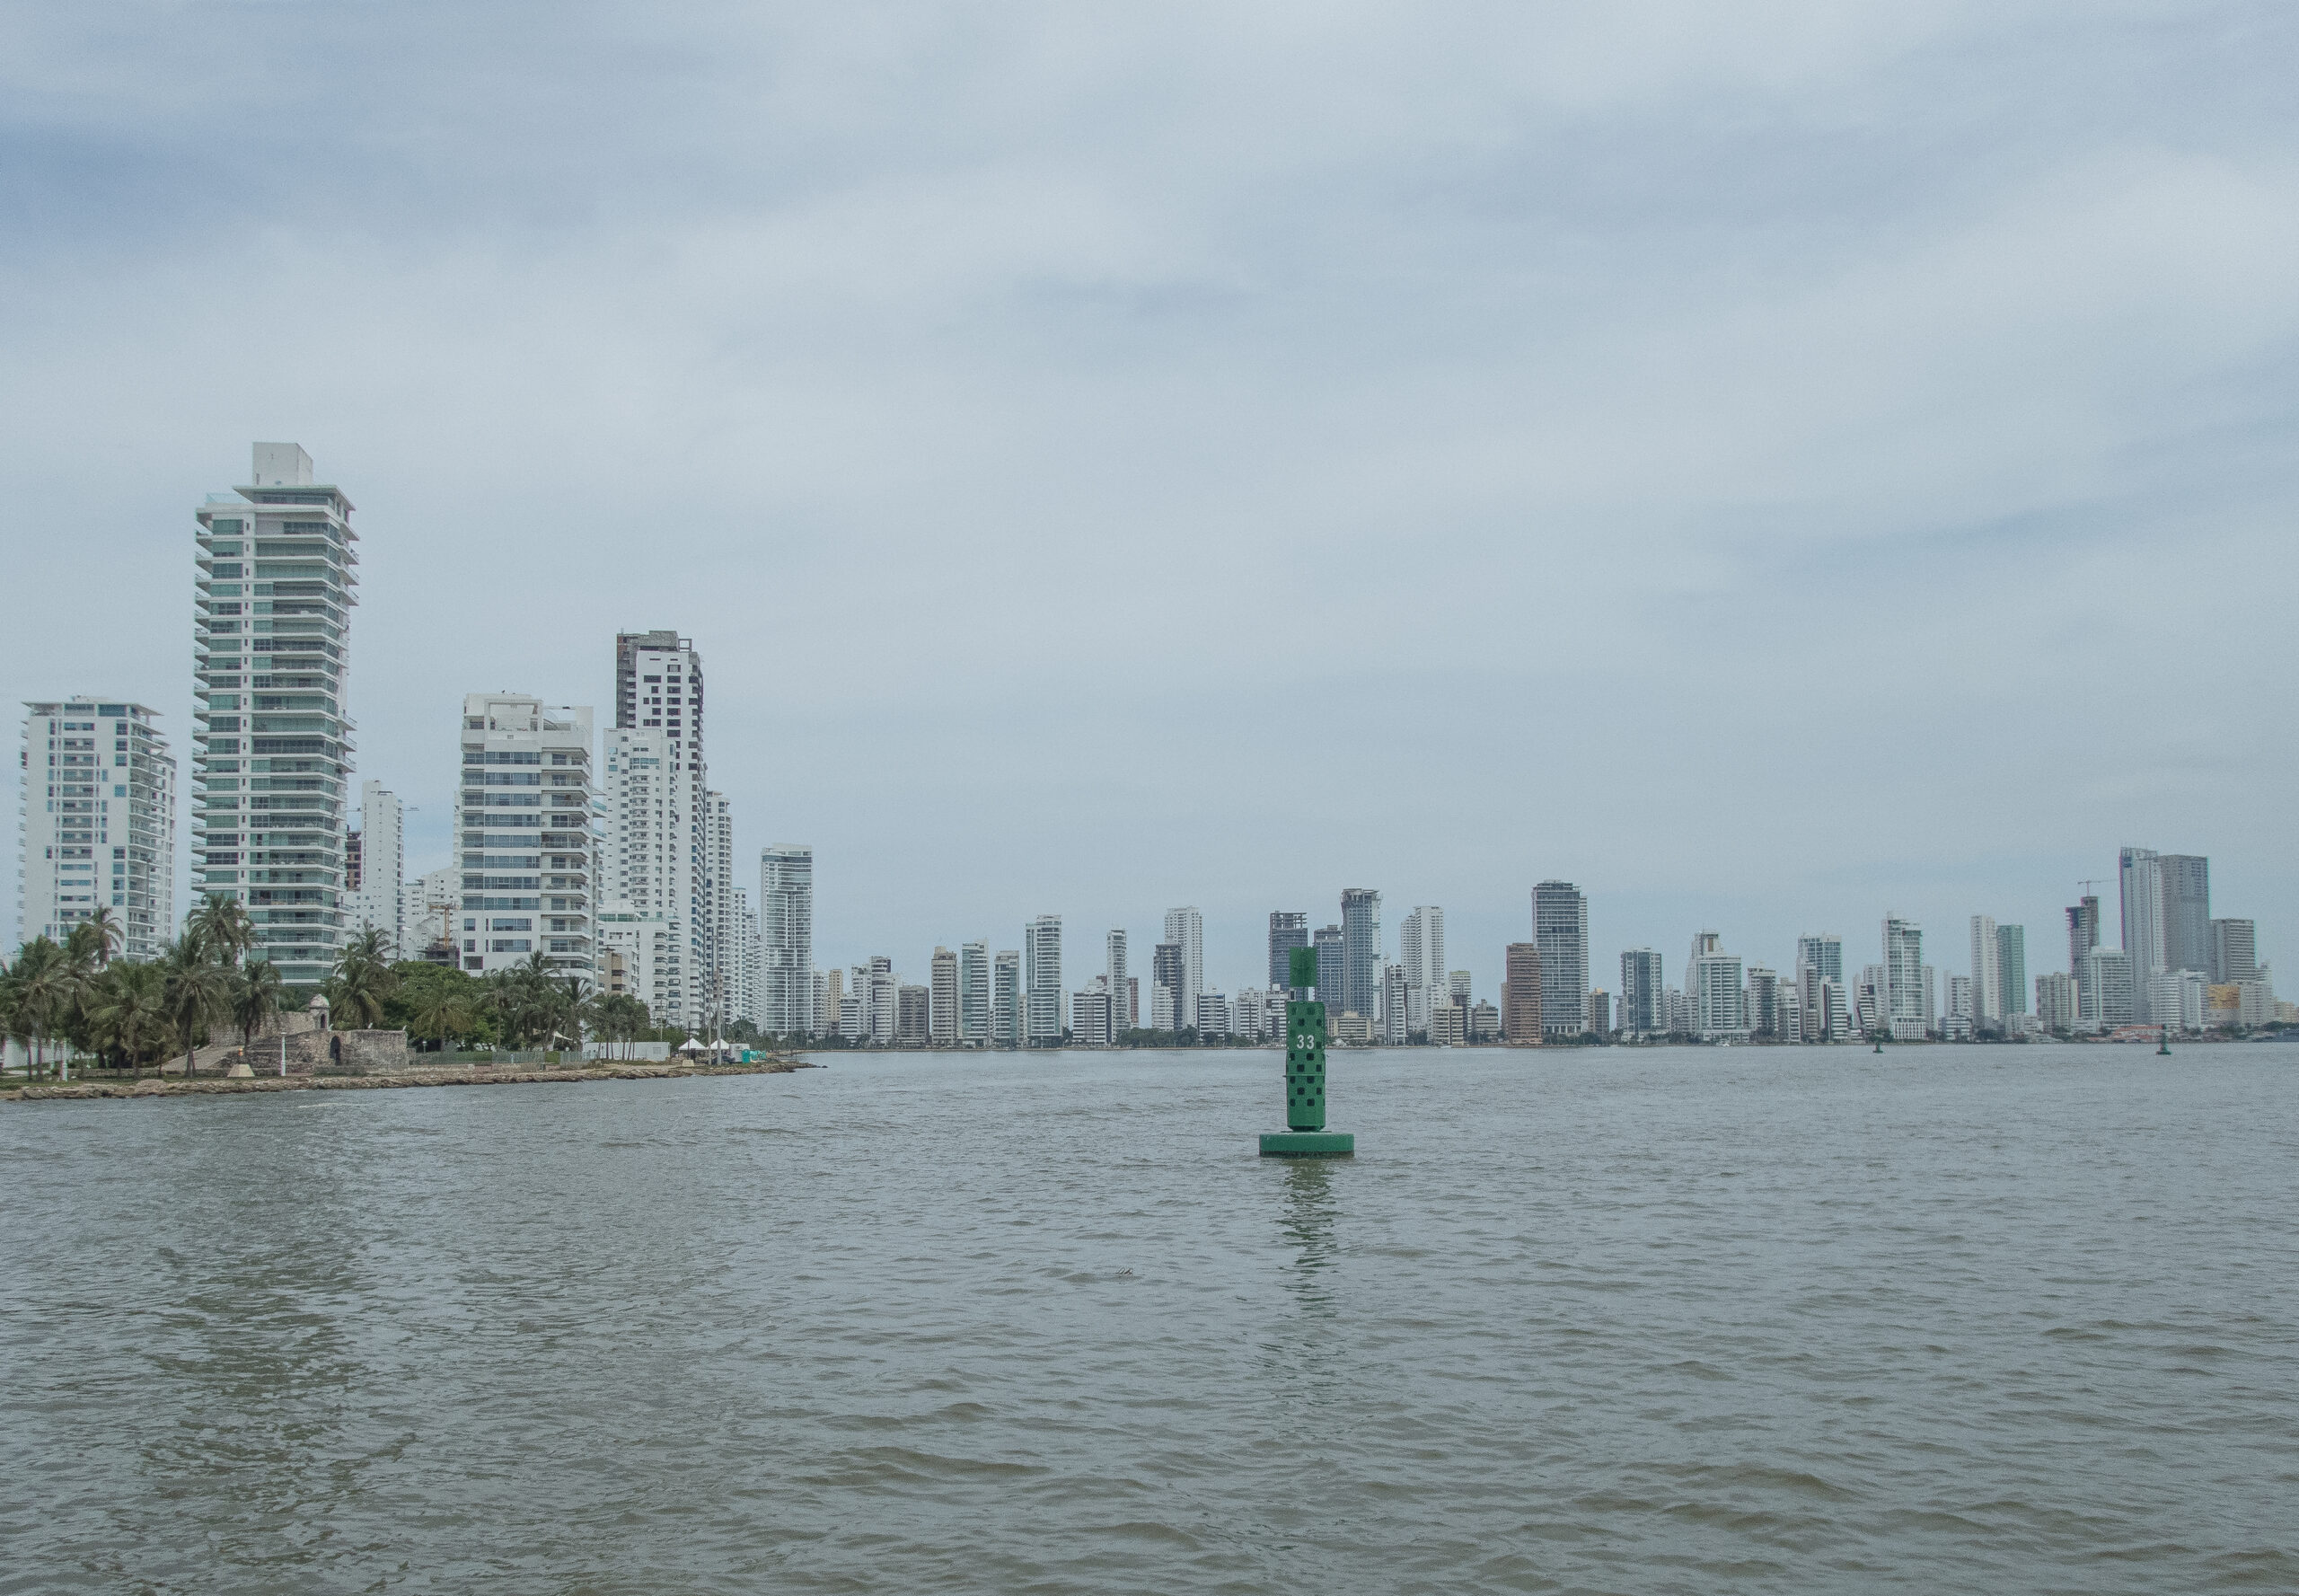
[1277,1160,1338,1309]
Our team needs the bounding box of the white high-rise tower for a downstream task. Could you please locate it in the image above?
[760,844,814,1036]
[612,630,709,1024]
[351,779,405,957]
[191,443,357,986]
[20,699,174,959]
[453,693,596,980]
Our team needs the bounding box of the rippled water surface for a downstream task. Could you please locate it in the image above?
[4,1044,2296,1593]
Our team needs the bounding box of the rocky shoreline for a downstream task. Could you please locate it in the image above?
[3,1058,812,1103]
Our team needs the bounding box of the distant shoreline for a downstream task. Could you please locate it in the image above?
[3,1058,810,1105]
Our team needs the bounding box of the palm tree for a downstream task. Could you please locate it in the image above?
[86,961,169,1071]
[407,987,472,1053]
[7,938,69,1080]
[189,894,256,968]
[83,905,123,968]
[233,959,286,1063]
[325,936,396,1029]
[159,932,230,1076]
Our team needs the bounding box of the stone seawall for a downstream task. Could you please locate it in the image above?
[4,1059,809,1103]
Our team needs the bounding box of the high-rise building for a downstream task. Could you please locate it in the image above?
[991,949,1022,1045]
[1025,915,1063,1042]
[2036,970,2078,1033]
[192,443,358,987]
[1151,940,1182,1031]
[1747,966,1783,1038]
[1194,991,1231,1039]
[1163,907,1202,1028]
[1996,925,2027,1018]
[1340,889,1382,1021]
[349,780,404,957]
[453,693,596,980]
[704,790,736,1029]
[2162,855,2210,976]
[1073,983,1115,1047]
[1105,930,1128,1036]
[604,725,693,1024]
[1533,881,1589,1037]
[612,630,709,1022]
[1501,942,1542,1043]
[2209,919,2259,984]
[896,984,929,1045]
[1268,911,1309,992]
[1587,989,1613,1036]
[2066,895,2100,972]
[930,946,959,1043]
[1313,924,1344,1010]
[1794,934,1844,985]
[1689,944,1748,1040]
[1969,915,2002,1029]
[1379,961,1407,1045]
[960,940,990,1041]
[1398,906,1446,1033]
[597,904,677,1018]
[2077,946,2136,1030]
[730,889,762,1029]
[759,845,814,1036]
[1882,915,1925,1039]
[2119,847,2166,998]
[20,700,174,959]
[1619,948,1664,1036]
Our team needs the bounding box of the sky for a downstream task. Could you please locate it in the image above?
[4,2,2295,999]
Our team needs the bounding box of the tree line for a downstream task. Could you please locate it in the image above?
[1,895,677,1079]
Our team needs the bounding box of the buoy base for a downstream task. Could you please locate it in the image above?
[1260,1131,1354,1158]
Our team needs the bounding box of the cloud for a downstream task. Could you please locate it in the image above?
[2,2,2294,990]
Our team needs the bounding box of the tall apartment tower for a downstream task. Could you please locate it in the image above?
[191,443,357,986]
[759,844,814,1036]
[1313,923,1344,1008]
[1501,942,1542,1043]
[2161,855,2210,974]
[20,700,174,959]
[612,630,709,1021]
[1618,948,1664,1036]
[1025,915,1063,1042]
[1163,907,1202,1027]
[1968,914,2002,1028]
[929,947,959,1043]
[2209,919,2259,984]
[1267,911,1308,991]
[959,940,990,1040]
[991,949,1022,1045]
[731,889,762,1028]
[1794,934,1845,985]
[1996,925,2028,1018]
[1533,881,1589,1037]
[1882,914,1925,1037]
[351,779,405,957]
[2066,895,2100,972]
[1152,941,1184,1032]
[1340,888,1382,1019]
[453,693,596,979]
[704,790,736,1029]
[1105,929,1129,1035]
[1398,906,1446,1032]
[2118,847,2166,996]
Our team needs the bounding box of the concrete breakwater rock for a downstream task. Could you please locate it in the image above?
[4,1059,810,1103]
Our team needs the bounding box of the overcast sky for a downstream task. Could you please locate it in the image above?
[4,2,2294,998]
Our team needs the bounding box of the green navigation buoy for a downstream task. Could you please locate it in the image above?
[1262,946,1354,1158]
[2157,1025,2171,1056]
